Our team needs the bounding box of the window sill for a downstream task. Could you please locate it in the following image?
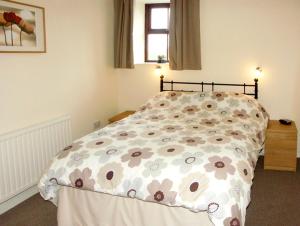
[134,62,169,65]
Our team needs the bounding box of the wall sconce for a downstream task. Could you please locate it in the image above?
[254,67,262,82]
[253,67,262,99]
[155,65,164,79]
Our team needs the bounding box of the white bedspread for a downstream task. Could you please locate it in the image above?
[39,91,268,226]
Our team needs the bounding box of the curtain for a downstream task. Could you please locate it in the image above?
[114,0,134,68]
[169,0,201,70]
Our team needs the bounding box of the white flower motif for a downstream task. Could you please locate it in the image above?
[226,98,239,107]
[172,152,204,173]
[95,146,123,163]
[225,143,247,158]
[153,136,176,145]
[40,167,66,203]
[180,96,192,104]
[67,150,90,167]
[197,191,230,220]
[202,145,222,153]
[143,159,167,177]
[218,107,231,117]
[122,177,143,198]
[128,139,149,146]
[229,179,245,202]
[194,92,210,101]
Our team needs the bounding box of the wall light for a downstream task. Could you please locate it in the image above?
[253,67,262,99]
[155,65,164,79]
[255,67,262,81]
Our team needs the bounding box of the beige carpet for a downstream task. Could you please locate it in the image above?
[0,157,299,226]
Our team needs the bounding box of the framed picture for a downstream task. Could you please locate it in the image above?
[0,0,46,53]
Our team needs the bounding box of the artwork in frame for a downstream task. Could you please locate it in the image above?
[0,0,46,53]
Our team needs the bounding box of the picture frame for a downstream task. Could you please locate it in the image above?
[0,0,46,53]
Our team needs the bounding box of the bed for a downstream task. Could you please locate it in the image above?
[39,78,268,226]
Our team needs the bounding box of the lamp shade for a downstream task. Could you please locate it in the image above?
[255,67,262,79]
[155,65,162,76]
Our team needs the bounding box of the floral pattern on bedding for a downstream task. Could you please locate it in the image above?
[38,91,269,226]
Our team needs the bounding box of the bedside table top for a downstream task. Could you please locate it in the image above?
[268,120,297,133]
[108,111,136,123]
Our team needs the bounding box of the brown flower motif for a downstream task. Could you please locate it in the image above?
[69,168,95,190]
[247,151,257,168]
[204,156,235,180]
[139,103,152,112]
[222,117,237,125]
[57,141,83,159]
[225,130,246,140]
[208,135,231,144]
[233,109,249,120]
[141,130,162,138]
[166,91,182,101]
[179,136,206,146]
[179,172,209,202]
[223,204,242,226]
[259,105,269,119]
[121,148,153,167]
[200,118,220,127]
[168,113,185,120]
[248,135,260,149]
[212,92,228,101]
[186,124,205,132]
[155,100,170,108]
[113,131,137,140]
[158,145,184,157]
[86,138,113,149]
[146,179,177,205]
[230,92,244,98]
[201,101,217,111]
[237,160,252,184]
[250,109,263,122]
[182,105,200,115]
[148,114,165,122]
[97,162,124,189]
[162,125,183,133]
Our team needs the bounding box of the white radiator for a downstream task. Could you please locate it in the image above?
[0,116,72,204]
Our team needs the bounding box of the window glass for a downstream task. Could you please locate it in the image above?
[147,34,168,61]
[151,8,168,29]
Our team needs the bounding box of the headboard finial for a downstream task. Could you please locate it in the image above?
[160,75,164,92]
[254,78,258,99]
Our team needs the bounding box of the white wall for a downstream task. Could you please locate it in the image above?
[117,0,300,155]
[0,0,118,139]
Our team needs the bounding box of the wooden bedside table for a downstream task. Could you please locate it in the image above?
[264,120,298,171]
[108,111,136,124]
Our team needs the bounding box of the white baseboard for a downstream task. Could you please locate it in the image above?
[0,185,38,215]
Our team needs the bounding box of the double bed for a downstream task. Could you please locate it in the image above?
[39,79,268,226]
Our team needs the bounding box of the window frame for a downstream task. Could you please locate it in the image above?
[145,3,170,63]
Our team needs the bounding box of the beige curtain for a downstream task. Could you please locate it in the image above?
[169,0,201,70]
[114,0,134,68]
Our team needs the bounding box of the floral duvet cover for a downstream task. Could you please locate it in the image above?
[39,91,269,226]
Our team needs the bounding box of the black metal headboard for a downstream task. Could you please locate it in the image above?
[160,76,259,99]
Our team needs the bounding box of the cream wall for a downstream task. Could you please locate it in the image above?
[117,0,300,155]
[0,0,117,139]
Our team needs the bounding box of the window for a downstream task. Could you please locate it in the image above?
[145,3,170,62]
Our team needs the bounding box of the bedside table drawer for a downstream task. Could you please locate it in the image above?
[265,137,297,153]
[264,148,297,171]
